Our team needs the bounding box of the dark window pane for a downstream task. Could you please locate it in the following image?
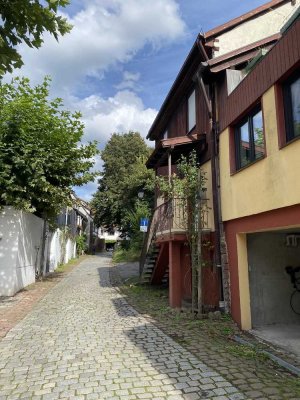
[240,121,250,167]
[290,76,300,138]
[253,110,265,160]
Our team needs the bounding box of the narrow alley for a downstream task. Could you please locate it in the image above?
[0,256,243,400]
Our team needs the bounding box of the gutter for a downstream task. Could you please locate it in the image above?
[233,335,300,377]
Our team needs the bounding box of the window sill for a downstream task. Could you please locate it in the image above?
[279,133,300,150]
[231,155,266,175]
[187,126,196,135]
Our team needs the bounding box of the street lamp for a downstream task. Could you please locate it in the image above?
[138,189,144,199]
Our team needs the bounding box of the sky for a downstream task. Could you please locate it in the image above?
[5,0,266,201]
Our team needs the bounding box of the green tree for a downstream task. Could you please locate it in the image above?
[92,132,154,235]
[0,76,98,220]
[0,0,72,74]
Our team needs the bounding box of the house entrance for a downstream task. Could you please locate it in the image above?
[247,231,300,358]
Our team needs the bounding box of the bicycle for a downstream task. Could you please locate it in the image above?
[285,266,300,315]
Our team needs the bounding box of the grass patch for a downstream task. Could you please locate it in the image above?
[225,343,269,362]
[46,255,89,278]
[112,247,140,263]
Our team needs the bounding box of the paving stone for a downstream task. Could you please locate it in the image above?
[0,256,243,400]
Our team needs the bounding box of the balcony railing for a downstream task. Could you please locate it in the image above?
[139,198,189,276]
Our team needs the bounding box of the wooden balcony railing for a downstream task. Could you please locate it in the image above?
[139,198,189,276]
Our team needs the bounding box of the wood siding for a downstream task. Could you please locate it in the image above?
[218,17,300,132]
[168,99,187,138]
[161,85,211,140]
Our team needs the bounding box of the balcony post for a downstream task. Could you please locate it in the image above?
[169,240,182,308]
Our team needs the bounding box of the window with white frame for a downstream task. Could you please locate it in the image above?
[188,89,196,132]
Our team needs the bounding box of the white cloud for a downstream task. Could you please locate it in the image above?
[4,0,183,200]
[73,88,158,201]
[8,0,186,92]
[75,90,157,146]
[115,70,141,91]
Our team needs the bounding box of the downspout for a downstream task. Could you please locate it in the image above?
[195,35,229,311]
[196,71,225,308]
[210,83,226,308]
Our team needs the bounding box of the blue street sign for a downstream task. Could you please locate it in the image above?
[140,218,149,232]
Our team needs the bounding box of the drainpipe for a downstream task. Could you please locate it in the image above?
[194,63,228,312]
[210,79,231,313]
[210,83,225,307]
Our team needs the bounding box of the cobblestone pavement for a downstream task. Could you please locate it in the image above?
[0,255,245,400]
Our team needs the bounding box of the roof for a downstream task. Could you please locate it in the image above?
[207,33,281,73]
[146,134,207,169]
[204,0,289,39]
[146,35,208,140]
[146,0,292,143]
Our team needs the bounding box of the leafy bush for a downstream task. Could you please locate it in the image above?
[76,234,87,255]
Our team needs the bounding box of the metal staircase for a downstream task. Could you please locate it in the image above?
[140,245,160,284]
[139,200,171,283]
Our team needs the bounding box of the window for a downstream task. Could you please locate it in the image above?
[283,71,300,142]
[188,89,196,132]
[235,106,265,170]
[163,130,168,139]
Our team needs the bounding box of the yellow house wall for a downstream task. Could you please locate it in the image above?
[220,85,300,222]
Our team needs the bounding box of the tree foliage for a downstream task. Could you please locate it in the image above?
[0,76,98,220]
[92,132,154,235]
[0,0,72,74]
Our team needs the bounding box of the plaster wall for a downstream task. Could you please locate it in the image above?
[48,229,76,272]
[213,1,300,58]
[247,232,300,326]
[0,208,77,295]
[219,85,300,222]
[65,238,76,264]
[0,207,43,296]
[49,230,62,272]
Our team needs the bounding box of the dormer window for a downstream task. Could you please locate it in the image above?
[188,89,196,133]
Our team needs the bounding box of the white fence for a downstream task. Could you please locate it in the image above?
[0,207,76,296]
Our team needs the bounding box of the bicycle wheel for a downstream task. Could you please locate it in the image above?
[290,290,300,315]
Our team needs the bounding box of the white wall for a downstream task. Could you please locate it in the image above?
[0,207,43,296]
[0,207,77,296]
[212,1,300,58]
[48,230,76,272]
[48,230,62,272]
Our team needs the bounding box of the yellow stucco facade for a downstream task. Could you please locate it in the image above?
[236,234,251,330]
[219,85,300,223]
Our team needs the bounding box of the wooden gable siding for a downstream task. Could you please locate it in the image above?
[218,17,300,132]
[168,99,187,138]
[196,84,211,135]
[165,85,211,139]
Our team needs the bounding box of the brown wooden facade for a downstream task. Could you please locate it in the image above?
[217,18,300,132]
[143,1,300,316]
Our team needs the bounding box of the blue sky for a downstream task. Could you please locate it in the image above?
[7,0,266,200]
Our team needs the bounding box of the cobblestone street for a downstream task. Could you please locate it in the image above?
[0,255,244,400]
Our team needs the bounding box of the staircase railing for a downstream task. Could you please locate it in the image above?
[139,200,171,276]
